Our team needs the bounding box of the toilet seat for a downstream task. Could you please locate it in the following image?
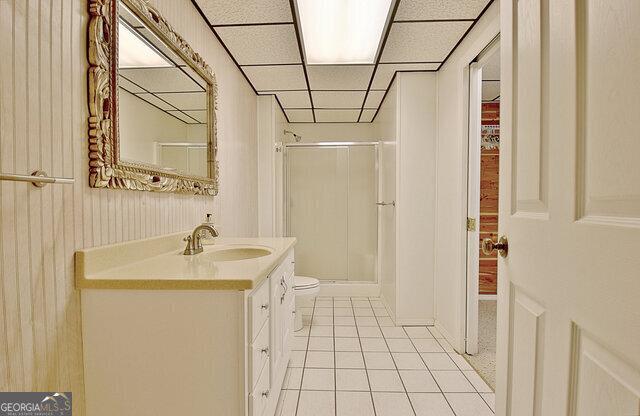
[294,276,320,291]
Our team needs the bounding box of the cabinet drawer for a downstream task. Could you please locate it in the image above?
[249,278,270,342]
[250,320,270,391]
[249,362,270,416]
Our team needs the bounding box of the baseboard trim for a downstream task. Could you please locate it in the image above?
[434,320,463,354]
[318,282,380,297]
[379,294,434,326]
[394,318,435,326]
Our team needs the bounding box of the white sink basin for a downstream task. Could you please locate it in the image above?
[202,246,273,262]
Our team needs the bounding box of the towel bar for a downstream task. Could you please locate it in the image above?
[0,170,75,187]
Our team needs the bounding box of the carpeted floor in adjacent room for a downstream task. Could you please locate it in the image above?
[464,300,496,390]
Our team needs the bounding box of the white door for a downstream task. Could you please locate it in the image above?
[497,1,640,415]
[465,61,483,355]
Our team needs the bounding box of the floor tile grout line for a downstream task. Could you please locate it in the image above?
[351,296,378,416]
[478,392,496,415]
[285,297,494,415]
[294,296,316,416]
[433,334,495,409]
[369,298,418,416]
[457,368,495,412]
[402,325,463,415]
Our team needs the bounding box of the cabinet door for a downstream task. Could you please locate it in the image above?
[282,270,295,362]
[269,266,285,384]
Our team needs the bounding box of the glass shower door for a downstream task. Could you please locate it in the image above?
[286,144,377,282]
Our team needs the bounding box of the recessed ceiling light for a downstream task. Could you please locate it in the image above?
[118,20,173,68]
[296,0,393,65]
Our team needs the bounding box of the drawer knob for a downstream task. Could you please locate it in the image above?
[261,347,269,355]
[261,390,269,398]
[261,303,269,310]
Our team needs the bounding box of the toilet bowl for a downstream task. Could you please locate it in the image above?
[294,276,320,331]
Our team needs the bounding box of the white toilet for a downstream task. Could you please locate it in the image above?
[293,276,320,331]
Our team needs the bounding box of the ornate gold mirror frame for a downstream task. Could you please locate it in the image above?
[88,0,219,195]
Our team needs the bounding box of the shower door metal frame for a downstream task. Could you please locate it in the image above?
[284,141,380,284]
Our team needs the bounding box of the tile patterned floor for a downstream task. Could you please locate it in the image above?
[275,297,495,416]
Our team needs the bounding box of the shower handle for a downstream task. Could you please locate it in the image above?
[376,201,396,207]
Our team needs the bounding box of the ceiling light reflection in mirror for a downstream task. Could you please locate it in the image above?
[118,21,173,68]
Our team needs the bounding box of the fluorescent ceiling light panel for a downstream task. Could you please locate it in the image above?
[296,0,393,64]
[118,21,172,68]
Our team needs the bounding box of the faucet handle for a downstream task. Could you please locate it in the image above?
[183,235,196,255]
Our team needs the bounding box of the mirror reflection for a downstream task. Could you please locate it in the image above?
[117,1,209,178]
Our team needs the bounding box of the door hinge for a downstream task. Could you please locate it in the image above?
[466,217,476,231]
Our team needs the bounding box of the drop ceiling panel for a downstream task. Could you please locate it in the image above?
[215,25,301,65]
[167,110,200,124]
[311,91,366,108]
[136,93,176,111]
[482,81,500,101]
[360,109,377,122]
[364,90,386,108]
[381,21,473,63]
[182,66,209,89]
[198,0,293,25]
[118,75,145,94]
[260,91,311,108]
[183,110,208,123]
[371,63,439,90]
[307,65,374,90]
[286,109,314,122]
[243,65,307,90]
[315,109,360,123]
[395,0,491,21]
[120,68,203,92]
[156,92,207,110]
[191,0,495,123]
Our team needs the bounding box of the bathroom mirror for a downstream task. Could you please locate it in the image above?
[88,0,218,195]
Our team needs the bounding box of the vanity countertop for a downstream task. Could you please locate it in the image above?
[75,232,296,290]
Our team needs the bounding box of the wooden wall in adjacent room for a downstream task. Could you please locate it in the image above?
[479,102,499,295]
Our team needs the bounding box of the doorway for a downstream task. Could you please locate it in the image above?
[465,37,500,390]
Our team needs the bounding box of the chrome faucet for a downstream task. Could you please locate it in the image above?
[183,224,219,255]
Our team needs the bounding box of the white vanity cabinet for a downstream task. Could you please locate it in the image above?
[269,251,295,389]
[79,240,296,416]
[250,250,295,416]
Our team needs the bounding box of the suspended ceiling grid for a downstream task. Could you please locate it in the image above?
[191,0,494,123]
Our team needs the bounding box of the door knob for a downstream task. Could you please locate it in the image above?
[482,235,508,258]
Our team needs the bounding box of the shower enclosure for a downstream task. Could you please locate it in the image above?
[285,142,378,283]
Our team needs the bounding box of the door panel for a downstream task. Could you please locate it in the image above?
[509,289,545,416]
[498,0,640,415]
[347,145,378,282]
[513,0,547,214]
[286,145,378,282]
[287,147,349,280]
[570,327,640,416]
[576,0,640,222]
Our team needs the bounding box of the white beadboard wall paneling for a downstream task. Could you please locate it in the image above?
[0,0,259,413]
